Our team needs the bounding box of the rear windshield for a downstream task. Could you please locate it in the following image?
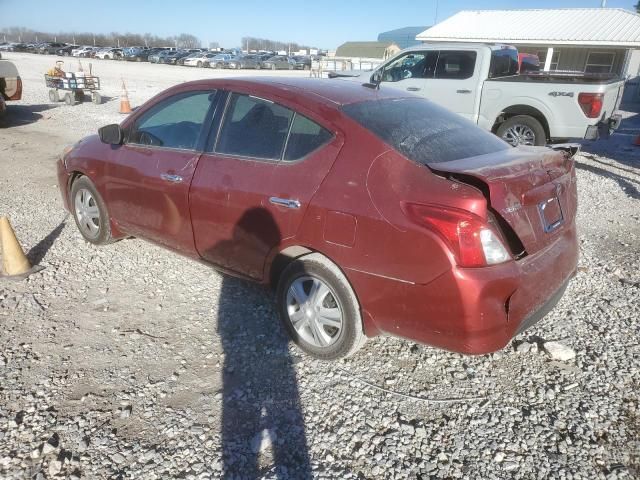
[342,97,509,164]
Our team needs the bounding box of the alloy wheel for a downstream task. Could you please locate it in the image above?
[502,124,536,147]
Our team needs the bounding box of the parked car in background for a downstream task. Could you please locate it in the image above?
[226,54,262,70]
[149,50,173,64]
[57,77,579,360]
[518,53,540,73]
[335,43,624,146]
[56,45,79,56]
[160,50,191,65]
[209,54,234,69]
[0,60,22,118]
[0,43,14,52]
[183,52,217,67]
[72,46,96,57]
[95,48,123,60]
[40,43,68,55]
[261,55,296,70]
[10,43,31,53]
[292,55,311,70]
[123,49,151,62]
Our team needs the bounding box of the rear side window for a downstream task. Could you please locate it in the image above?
[216,93,294,160]
[342,97,509,164]
[128,91,216,149]
[490,49,519,78]
[434,51,477,80]
[284,114,333,161]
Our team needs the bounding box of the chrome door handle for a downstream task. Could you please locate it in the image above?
[269,197,301,209]
[406,87,421,92]
[456,89,472,94]
[161,173,183,183]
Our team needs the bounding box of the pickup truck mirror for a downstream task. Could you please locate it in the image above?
[371,71,382,85]
[98,124,124,145]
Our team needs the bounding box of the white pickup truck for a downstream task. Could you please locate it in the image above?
[331,43,624,146]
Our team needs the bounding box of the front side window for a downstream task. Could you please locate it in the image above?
[381,52,438,82]
[216,93,294,160]
[434,51,477,80]
[284,114,333,161]
[128,91,216,150]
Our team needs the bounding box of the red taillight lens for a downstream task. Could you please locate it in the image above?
[403,203,510,268]
[577,93,603,119]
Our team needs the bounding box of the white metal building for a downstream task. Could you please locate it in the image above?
[416,8,640,101]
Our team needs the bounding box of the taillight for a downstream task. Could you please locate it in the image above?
[403,203,511,268]
[577,93,603,119]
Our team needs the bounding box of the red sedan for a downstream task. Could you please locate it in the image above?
[57,78,578,360]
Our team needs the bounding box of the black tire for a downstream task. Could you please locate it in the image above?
[496,115,546,147]
[64,92,75,106]
[70,176,113,245]
[276,253,366,360]
[92,92,102,105]
[271,64,276,70]
[49,89,59,102]
[197,61,202,68]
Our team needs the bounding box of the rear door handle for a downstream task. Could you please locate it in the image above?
[456,89,472,94]
[269,197,301,209]
[406,87,421,92]
[160,173,183,183]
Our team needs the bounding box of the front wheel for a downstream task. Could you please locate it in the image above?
[497,115,546,147]
[276,253,366,360]
[70,176,113,245]
[49,89,59,102]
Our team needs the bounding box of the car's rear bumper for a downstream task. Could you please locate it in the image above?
[350,223,578,354]
[584,113,622,140]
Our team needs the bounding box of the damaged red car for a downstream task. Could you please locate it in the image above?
[57,78,578,360]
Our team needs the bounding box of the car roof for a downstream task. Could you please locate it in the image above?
[182,77,410,107]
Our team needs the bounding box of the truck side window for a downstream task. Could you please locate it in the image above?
[381,52,438,82]
[434,51,477,80]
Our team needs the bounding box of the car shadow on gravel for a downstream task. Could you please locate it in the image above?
[213,208,312,479]
[0,103,58,128]
[575,161,640,201]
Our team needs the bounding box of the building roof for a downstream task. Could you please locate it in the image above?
[378,26,429,49]
[416,9,640,47]
[335,41,398,59]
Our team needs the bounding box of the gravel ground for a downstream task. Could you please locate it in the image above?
[1,52,639,480]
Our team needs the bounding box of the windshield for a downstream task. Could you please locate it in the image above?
[342,97,509,164]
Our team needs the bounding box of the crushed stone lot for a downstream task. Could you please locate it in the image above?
[1,52,639,479]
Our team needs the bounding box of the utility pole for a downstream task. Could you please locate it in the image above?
[600,0,606,6]
[434,0,439,24]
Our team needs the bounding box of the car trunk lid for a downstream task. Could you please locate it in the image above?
[428,145,577,256]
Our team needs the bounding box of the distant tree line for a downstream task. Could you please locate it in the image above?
[0,27,202,48]
[241,36,315,53]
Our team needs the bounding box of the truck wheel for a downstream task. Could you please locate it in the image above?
[49,89,59,102]
[64,92,76,106]
[497,115,546,147]
[276,253,366,360]
[92,92,102,104]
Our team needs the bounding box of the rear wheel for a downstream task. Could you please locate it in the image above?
[92,92,102,104]
[64,92,76,106]
[70,176,113,245]
[49,89,59,102]
[497,115,546,147]
[276,253,366,360]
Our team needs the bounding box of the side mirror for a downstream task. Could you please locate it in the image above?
[98,124,123,145]
[371,71,382,84]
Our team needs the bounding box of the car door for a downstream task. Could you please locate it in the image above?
[189,92,342,280]
[105,89,218,255]
[378,50,438,96]
[423,50,481,122]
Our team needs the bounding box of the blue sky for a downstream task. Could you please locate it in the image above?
[1,0,637,49]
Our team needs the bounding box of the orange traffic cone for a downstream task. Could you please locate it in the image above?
[634,133,640,146]
[119,79,132,114]
[0,216,32,277]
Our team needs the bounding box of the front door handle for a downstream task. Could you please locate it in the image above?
[269,197,301,209]
[161,173,183,183]
[456,89,472,94]
[406,87,421,92]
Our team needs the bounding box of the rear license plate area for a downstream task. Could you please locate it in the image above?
[538,195,563,233]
